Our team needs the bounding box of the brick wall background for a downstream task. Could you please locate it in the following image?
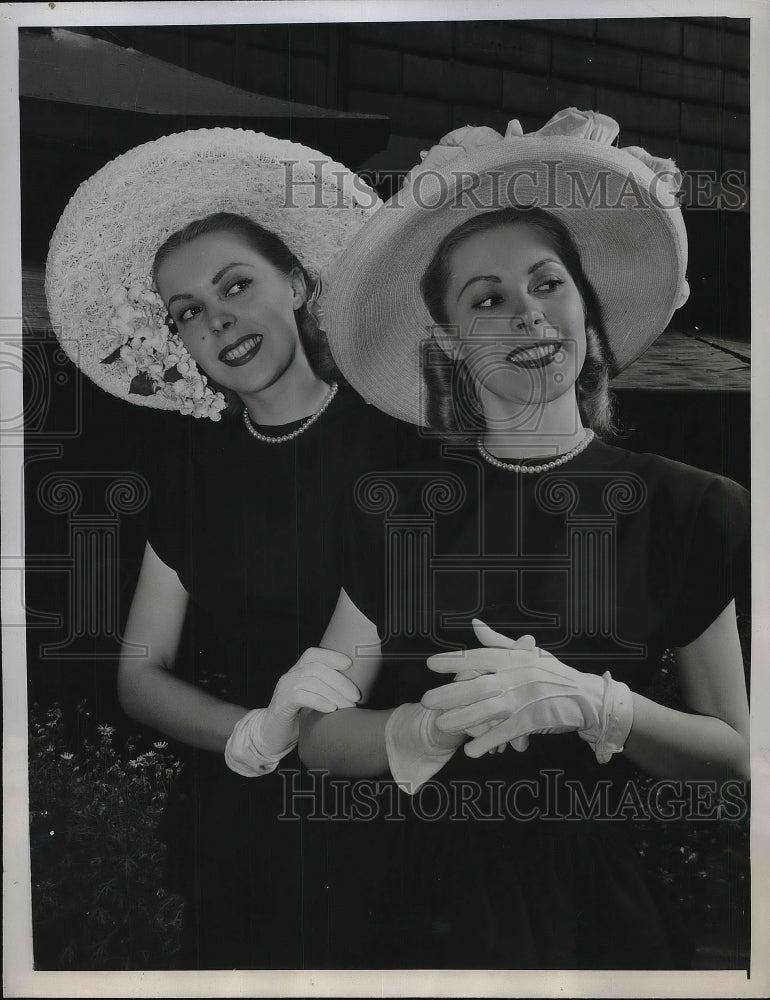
[41,19,752,341]
[82,17,751,340]
[89,18,749,185]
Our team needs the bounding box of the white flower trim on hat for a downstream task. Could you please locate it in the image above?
[321,108,691,427]
[46,128,381,418]
[103,279,227,420]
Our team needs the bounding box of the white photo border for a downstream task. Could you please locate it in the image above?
[2,1,768,996]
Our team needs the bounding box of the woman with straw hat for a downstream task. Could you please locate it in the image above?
[45,128,421,968]
[300,109,750,968]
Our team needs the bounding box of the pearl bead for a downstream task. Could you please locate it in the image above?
[477,429,594,473]
[242,382,338,444]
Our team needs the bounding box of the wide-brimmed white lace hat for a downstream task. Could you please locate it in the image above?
[45,128,380,419]
[320,108,690,426]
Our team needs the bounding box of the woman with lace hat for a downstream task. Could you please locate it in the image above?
[45,129,422,968]
[300,109,750,968]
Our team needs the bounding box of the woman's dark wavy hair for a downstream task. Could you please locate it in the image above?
[152,212,342,415]
[419,206,619,439]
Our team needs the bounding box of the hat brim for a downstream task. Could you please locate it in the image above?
[322,136,688,426]
[45,128,380,408]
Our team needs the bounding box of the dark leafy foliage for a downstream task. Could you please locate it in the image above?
[29,701,184,970]
[627,650,750,968]
[100,346,122,365]
[128,372,157,396]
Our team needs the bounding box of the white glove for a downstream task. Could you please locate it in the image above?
[225,647,358,776]
[385,703,466,795]
[423,620,634,762]
[452,628,537,753]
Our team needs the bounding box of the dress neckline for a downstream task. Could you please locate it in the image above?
[476,434,602,473]
[239,383,346,439]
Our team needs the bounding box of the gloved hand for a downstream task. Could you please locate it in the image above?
[453,629,537,754]
[225,647,358,777]
[423,620,634,762]
[385,702,466,795]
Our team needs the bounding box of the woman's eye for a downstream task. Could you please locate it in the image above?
[225,278,252,297]
[473,294,503,310]
[534,277,564,294]
[177,305,201,324]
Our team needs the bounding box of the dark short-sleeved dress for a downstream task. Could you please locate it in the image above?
[339,437,750,969]
[145,386,424,969]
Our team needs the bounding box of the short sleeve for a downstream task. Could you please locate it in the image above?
[143,446,191,581]
[668,474,750,648]
[334,481,388,634]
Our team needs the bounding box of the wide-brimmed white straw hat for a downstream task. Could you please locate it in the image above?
[45,128,380,419]
[320,108,690,426]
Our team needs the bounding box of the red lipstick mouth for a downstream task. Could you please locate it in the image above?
[219,335,263,367]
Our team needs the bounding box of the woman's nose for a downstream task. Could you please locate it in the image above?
[209,310,235,335]
[510,308,545,337]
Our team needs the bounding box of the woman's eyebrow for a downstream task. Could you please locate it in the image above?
[456,275,500,300]
[212,262,248,284]
[167,263,249,307]
[456,258,563,301]
[528,257,561,274]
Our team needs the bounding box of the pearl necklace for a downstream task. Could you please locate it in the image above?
[242,382,338,444]
[477,429,595,473]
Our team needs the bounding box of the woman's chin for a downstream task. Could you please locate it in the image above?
[480,374,577,411]
[210,362,277,398]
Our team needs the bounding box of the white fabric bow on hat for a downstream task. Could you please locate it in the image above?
[407,107,683,206]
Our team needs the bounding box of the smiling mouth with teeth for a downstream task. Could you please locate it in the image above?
[219,335,264,367]
[505,342,562,370]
